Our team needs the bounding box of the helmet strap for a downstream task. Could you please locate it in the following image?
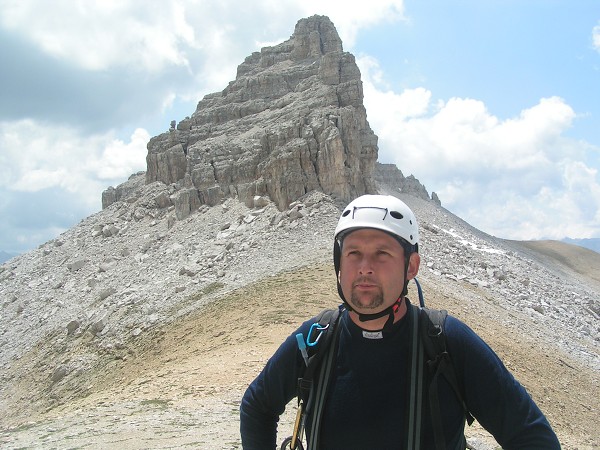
[401,252,411,296]
[357,297,403,333]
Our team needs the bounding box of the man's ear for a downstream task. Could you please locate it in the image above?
[406,253,420,280]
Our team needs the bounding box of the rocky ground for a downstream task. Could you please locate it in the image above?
[0,189,598,449]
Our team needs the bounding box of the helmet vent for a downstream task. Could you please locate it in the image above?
[390,211,404,220]
[342,209,351,217]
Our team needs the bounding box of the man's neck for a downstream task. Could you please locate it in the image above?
[348,298,408,331]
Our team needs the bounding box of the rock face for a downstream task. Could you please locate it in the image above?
[101,171,146,209]
[374,162,435,203]
[139,15,378,215]
[103,15,434,220]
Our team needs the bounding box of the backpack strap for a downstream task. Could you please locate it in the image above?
[306,310,342,450]
[297,308,341,405]
[295,306,343,450]
[418,306,474,450]
[407,303,425,449]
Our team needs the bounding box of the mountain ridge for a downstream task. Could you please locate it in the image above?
[1,189,598,448]
[513,239,600,286]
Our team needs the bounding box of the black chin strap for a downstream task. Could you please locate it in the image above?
[357,297,404,333]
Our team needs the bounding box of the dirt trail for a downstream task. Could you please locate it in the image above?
[1,264,598,449]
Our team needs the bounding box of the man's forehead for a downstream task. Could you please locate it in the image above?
[342,228,402,247]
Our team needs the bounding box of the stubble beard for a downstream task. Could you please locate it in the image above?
[350,287,384,311]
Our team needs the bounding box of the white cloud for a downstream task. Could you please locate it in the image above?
[0,0,405,74]
[0,0,409,130]
[91,128,150,181]
[0,120,148,207]
[593,23,600,52]
[0,0,198,72]
[0,120,148,253]
[358,56,600,240]
[359,57,431,120]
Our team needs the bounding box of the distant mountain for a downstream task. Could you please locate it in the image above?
[517,239,600,285]
[562,237,600,254]
[0,251,18,264]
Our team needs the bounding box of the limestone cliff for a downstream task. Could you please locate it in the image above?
[137,15,378,216]
[102,15,436,218]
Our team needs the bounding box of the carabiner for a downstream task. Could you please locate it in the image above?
[306,322,329,347]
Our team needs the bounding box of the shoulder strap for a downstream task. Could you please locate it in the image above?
[295,306,343,450]
[306,310,342,450]
[407,303,425,450]
[297,308,341,405]
[419,306,474,450]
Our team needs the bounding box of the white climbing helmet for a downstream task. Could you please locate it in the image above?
[334,194,419,249]
[333,194,420,325]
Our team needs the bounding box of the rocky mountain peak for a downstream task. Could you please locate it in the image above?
[236,14,343,77]
[107,15,383,217]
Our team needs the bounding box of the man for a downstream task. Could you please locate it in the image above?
[240,195,560,449]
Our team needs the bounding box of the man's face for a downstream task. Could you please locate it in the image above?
[338,228,407,314]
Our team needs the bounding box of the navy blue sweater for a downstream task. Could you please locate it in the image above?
[240,303,560,449]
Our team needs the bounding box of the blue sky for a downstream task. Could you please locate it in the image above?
[0,0,599,255]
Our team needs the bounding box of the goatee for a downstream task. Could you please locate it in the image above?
[350,288,384,310]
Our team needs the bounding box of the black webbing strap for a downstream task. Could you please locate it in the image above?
[294,307,342,450]
[297,308,341,407]
[407,304,424,450]
[306,315,341,449]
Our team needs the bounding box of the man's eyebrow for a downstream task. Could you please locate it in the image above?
[341,240,360,250]
[343,241,398,251]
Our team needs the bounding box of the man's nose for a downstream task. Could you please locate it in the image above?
[358,256,374,274]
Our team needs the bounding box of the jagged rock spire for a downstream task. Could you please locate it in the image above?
[139,15,378,217]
